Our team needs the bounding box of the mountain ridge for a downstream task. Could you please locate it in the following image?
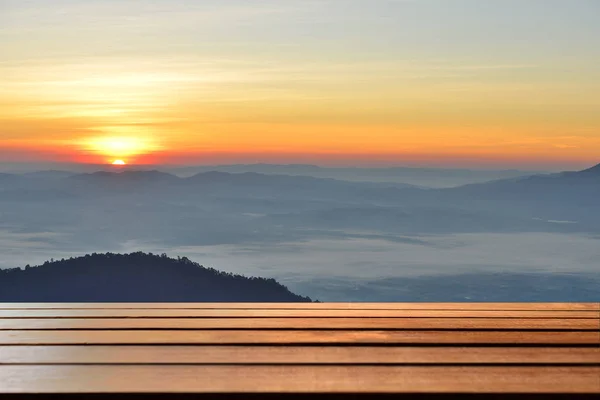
[571,162,600,175]
[0,252,313,302]
[59,169,420,191]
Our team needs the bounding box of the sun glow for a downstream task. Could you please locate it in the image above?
[80,136,160,161]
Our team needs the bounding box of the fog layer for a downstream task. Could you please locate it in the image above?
[1,164,598,301]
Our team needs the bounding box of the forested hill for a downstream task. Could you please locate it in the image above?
[0,252,312,302]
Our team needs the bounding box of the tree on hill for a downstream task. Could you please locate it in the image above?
[0,252,313,302]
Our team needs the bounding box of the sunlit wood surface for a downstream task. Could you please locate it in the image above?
[0,303,598,398]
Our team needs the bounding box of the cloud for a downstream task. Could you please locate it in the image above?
[1,224,599,300]
[94,232,600,280]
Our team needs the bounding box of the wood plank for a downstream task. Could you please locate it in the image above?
[0,309,597,318]
[1,345,598,365]
[0,330,596,345]
[0,365,598,393]
[0,317,595,330]
[1,302,598,310]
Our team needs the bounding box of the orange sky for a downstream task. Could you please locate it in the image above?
[1,0,599,169]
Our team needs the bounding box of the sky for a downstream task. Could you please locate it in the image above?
[1,0,599,169]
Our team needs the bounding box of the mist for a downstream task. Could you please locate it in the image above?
[1,163,599,301]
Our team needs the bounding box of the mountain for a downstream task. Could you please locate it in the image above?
[415,162,600,227]
[22,170,75,180]
[579,162,600,175]
[0,164,599,302]
[0,172,19,184]
[185,171,417,190]
[63,170,415,189]
[34,170,418,205]
[168,163,544,188]
[0,173,31,191]
[559,162,600,179]
[443,162,600,202]
[67,170,180,185]
[0,252,313,302]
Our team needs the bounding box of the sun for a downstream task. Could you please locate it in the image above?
[79,135,160,162]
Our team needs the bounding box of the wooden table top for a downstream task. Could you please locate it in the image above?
[0,302,598,398]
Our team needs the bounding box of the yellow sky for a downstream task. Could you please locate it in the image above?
[1,0,599,168]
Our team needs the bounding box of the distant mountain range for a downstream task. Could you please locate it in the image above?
[1,162,598,233]
[66,169,416,189]
[1,162,595,191]
[0,163,598,301]
[0,169,420,204]
[166,163,547,188]
[450,161,600,191]
[0,253,313,302]
[0,162,548,188]
[433,162,600,224]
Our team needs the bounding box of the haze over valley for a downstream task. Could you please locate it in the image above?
[1,163,598,301]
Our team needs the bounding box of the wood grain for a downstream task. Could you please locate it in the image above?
[1,329,597,345]
[0,317,596,330]
[1,345,599,365]
[0,303,597,395]
[1,365,599,393]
